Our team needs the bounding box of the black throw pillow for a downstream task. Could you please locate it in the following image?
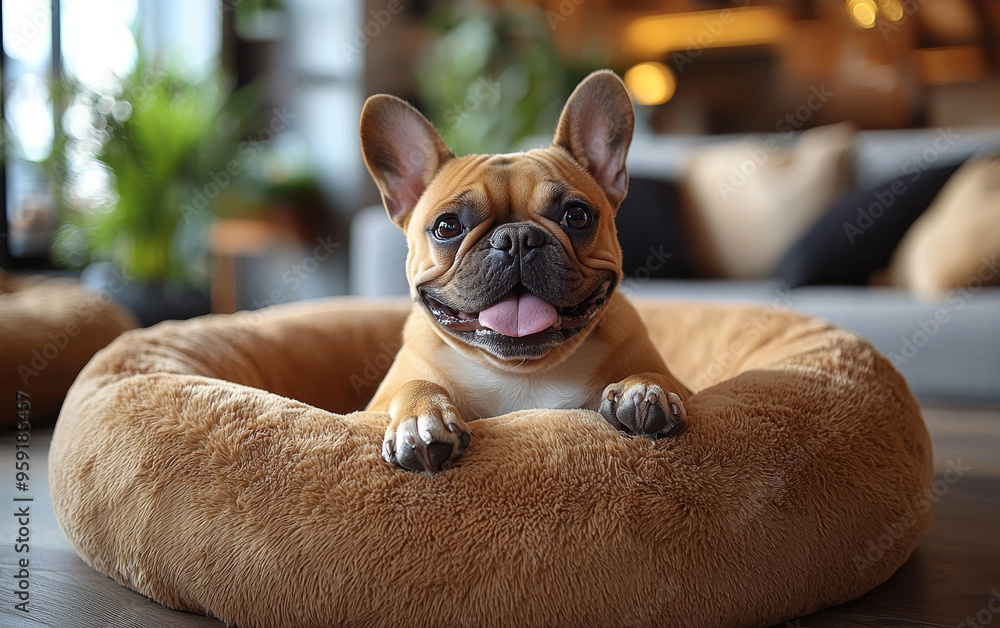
[776,160,966,287]
[615,177,695,281]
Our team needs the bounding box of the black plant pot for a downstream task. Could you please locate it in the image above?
[81,262,211,328]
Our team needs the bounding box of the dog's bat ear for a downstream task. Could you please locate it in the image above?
[553,70,635,209]
[360,95,453,228]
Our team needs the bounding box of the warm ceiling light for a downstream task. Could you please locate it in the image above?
[623,8,789,57]
[624,62,677,106]
[848,0,878,28]
[878,0,904,21]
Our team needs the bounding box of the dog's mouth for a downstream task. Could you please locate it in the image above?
[419,278,613,359]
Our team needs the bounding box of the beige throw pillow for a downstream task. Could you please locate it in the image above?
[682,122,855,278]
[888,156,1000,299]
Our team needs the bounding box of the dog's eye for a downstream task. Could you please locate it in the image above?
[433,215,463,240]
[561,204,592,230]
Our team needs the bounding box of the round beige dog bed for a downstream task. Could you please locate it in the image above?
[50,298,932,627]
[1,271,136,425]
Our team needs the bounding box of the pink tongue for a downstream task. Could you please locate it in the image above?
[478,293,559,337]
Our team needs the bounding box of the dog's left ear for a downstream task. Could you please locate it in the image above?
[553,70,635,208]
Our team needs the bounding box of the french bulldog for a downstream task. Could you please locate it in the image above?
[360,70,690,474]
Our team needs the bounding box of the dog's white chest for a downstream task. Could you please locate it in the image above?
[434,347,603,418]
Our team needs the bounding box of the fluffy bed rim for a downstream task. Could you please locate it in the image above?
[49,297,933,628]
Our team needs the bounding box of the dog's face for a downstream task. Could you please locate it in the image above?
[360,71,635,370]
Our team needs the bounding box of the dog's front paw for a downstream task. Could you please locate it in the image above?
[383,383,471,474]
[600,375,686,439]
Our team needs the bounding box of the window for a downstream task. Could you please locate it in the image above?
[1,0,219,268]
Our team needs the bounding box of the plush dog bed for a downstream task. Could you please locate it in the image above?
[1,271,137,425]
[49,298,932,628]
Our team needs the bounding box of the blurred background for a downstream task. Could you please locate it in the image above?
[2,0,999,400]
[3,5,998,623]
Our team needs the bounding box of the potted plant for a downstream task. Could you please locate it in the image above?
[51,56,254,325]
[415,1,602,156]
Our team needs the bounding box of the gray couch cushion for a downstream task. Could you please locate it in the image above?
[627,280,1000,403]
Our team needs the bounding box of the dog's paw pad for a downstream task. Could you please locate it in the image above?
[383,407,470,474]
[600,379,686,439]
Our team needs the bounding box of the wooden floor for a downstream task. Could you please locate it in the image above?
[1,405,998,628]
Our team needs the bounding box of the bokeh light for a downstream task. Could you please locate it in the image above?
[1,0,52,68]
[6,76,53,162]
[61,0,138,88]
[624,62,677,106]
[848,0,878,29]
[879,0,905,22]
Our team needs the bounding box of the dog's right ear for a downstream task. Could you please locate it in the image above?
[360,95,453,228]
[553,70,635,209]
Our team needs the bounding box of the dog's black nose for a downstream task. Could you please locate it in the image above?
[489,223,546,258]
